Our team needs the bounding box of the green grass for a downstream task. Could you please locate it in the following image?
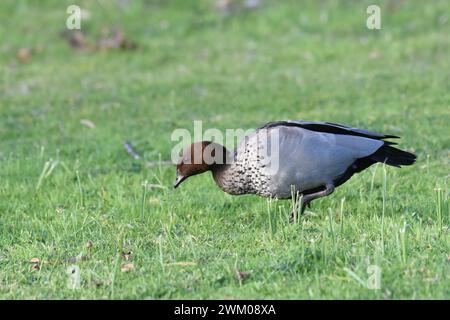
[0,0,449,299]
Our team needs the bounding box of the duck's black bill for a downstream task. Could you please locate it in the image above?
[173,175,186,189]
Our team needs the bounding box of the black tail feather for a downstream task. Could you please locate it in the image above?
[332,143,416,189]
[370,145,416,167]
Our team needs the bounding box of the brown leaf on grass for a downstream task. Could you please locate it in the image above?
[29,258,40,264]
[80,119,95,129]
[69,31,88,50]
[30,264,40,271]
[29,258,40,271]
[60,30,92,51]
[91,278,103,288]
[369,50,381,59]
[216,0,236,15]
[62,27,137,53]
[86,240,93,249]
[234,269,251,282]
[121,263,134,272]
[96,27,137,51]
[28,258,57,267]
[17,48,32,63]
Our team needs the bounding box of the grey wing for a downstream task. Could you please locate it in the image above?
[264,126,384,197]
[260,120,399,140]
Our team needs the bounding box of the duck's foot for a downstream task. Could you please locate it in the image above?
[289,207,297,224]
[290,184,335,223]
[289,202,310,223]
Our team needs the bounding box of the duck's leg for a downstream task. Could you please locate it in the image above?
[290,201,301,223]
[289,201,309,222]
[289,191,303,223]
[299,201,310,215]
[302,183,335,210]
[290,184,335,222]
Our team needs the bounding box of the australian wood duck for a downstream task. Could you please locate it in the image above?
[174,120,416,215]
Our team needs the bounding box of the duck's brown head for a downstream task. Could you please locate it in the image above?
[174,141,228,188]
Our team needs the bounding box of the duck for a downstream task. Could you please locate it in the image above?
[174,120,416,215]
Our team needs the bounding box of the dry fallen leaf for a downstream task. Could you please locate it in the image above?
[62,27,137,52]
[80,119,95,129]
[29,258,40,271]
[30,264,40,271]
[67,30,90,51]
[121,263,134,272]
[235,269,251,282]
[369,50,381,59]
[216,0,235,14]
[96,27,137,51]
[91,278,103,288]
[17,48,32,63]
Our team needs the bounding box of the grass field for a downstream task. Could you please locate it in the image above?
[0,0,449,299]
